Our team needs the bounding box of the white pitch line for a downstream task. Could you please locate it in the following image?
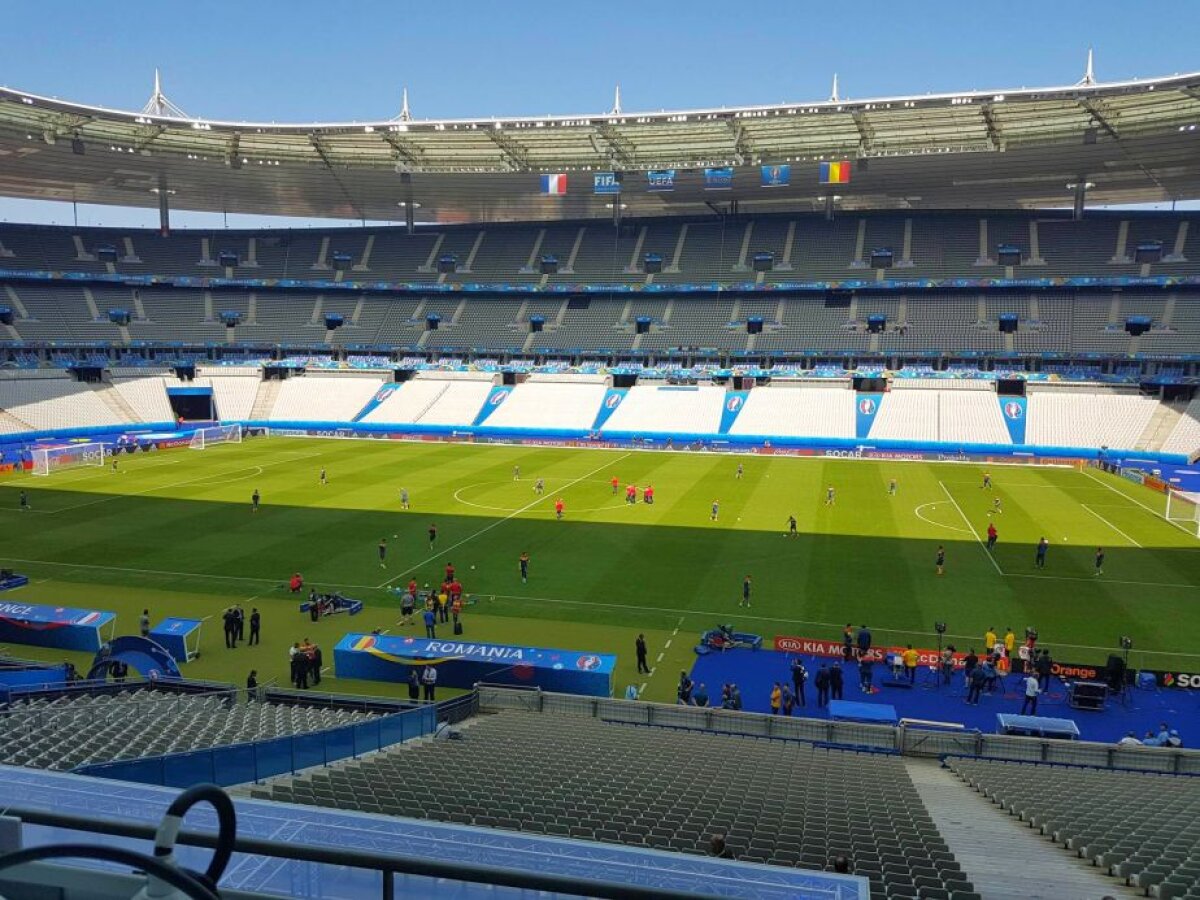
[374,451,631,589]
[1005,572,1195,590]
[655,652,665,663]
[664,639,672,649]
[1079,467,1197,538]
[1082,503,1143,548]
[938,480,1003,575]
[913,501,971,534]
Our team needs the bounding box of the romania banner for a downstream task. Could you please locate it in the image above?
[819,160,851,185]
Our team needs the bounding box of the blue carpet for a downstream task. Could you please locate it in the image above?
[689,648,1198,745]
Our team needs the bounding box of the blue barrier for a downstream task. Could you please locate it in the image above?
[75,703,437,787]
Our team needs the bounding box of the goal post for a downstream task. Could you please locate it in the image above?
[29,442,107,476]
[1164,488,1200,537]
[189,424,243,451]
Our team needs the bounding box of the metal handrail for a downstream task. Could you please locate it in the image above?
[4,805,723,900]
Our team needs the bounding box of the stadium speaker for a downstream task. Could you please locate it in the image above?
[437,254,457,274]
[997,244,1022,267]
[752,252,774,272]
[635,316,652,334]
[1125,316,1152,336]
[107,309,132,326]
[426,314,441,331]
[1135,241,1163,264]
[539,254,559,275]
[1105,654,1127,692]
[998,313,1019,334]
[867,314,887,334]
[529,315,545,333]
[331,251,353,271]
[95,245,119,263]
[746,317,764,335]
[71,137,85,155]
[220,311,242,328]
[218,250,239,267]
[643,252,663,274]
[0,306,13,326]
[324,313,345,330]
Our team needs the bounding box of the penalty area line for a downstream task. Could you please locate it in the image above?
[1082,504,1143,548]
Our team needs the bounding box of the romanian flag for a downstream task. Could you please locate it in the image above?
[819,160,851,185]
[540,173,567,195]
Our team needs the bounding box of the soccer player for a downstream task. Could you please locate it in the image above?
[534,477,544,495]
[519,551,530,583]
[112,457,119,474]
[888,477,897,496]
[736,462,744,479]
[986,522,998,550]
[741,575,752,608]
[710,499,720,522]
[643,484,654,504]
[991,497,1003,515]
[935,545,946,576]
[445,561,455,583]
[611,476,619,495]
[400,590,415,626]
[19,490,29,511]
[251,489,260,513]
[554,497,564,520]
[378,537,388,568]
[786,515,798,536]
[825,485,836,506]
[513,465,520,481]
[981,472,992,490]
[1035,537,1049,569]
[428,523,438,550]
[319,467,327,486]
[626,483,637,505]
[1094,546,1105,577]
[399,487,410,510]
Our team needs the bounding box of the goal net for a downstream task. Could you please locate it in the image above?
[189,424,243,451]
[1165,489,1200,537]
[30,442,107,476]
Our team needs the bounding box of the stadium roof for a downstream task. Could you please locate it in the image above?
[0,69,1198,223]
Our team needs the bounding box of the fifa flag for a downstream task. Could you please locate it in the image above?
[540,173,567,195]
[819,160,851,185]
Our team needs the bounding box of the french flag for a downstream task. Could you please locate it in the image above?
[540,173,567,195]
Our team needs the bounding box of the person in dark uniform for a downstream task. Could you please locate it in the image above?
[856,625,872,658]
[235,605,245,642]
[636,634,650,674]
[1035,649,1054,692]
[842,624,854,661]
[518,551,530,583]
[935,545,946,576]
[1094,547,1105,577]
[786,515,798,537]
[829,663,844,700]
[310,644,323,686]
[251,489,260,513]
[421,665,437,702]
[791,657,807,706]
[428,523,438,550]
[249,608,261,645]
[222,607,236,648]
[246,670,258,691]
[740,575,751,608]
[814,664,831,707]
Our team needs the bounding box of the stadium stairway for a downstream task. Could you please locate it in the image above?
[89,382,139,423]
[249,377,282,420]
[0,407,33,431]
[904,761,1138,900]
[1136,401,1186,452]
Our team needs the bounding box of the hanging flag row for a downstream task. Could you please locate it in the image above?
[538,162,852,195]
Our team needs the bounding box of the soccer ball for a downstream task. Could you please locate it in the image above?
[393,534,397,538]
[471,565,476,570]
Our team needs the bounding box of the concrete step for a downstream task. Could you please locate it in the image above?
[905,759,1138,900]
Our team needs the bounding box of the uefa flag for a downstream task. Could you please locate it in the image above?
[819,161,851,185]
[540,173,567,195]
[761,164,790,187]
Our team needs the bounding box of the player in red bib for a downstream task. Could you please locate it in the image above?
[644,484,654,505]
[555,497,565,520]
[626,484,637,505]
[611,476,620,495]
[445,562,455,582]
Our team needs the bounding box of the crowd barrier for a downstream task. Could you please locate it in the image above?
[75,701,437,787]
[476,685,1200,776]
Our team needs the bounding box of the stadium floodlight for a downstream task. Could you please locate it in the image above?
[189,424,242,451]
[30,442,106,476]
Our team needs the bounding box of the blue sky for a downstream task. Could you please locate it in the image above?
[2,0,1197,226]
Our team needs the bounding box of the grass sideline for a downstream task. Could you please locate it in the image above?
[1,436,1198,703]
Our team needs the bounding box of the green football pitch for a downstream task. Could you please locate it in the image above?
[2,437,1198,702]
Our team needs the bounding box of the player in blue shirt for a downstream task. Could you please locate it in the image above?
[710,500,720,522]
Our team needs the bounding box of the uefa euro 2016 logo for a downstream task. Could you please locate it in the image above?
[605,393,622,409]
[1003,401,1024,420]
[726,396,743,412]
[575,654,602,671]
[490,390,509,405]
[858,398,876,415]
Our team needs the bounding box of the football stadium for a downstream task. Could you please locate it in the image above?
[0,7,1199,898]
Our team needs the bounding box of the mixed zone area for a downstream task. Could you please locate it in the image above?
[2,59,1200,900]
